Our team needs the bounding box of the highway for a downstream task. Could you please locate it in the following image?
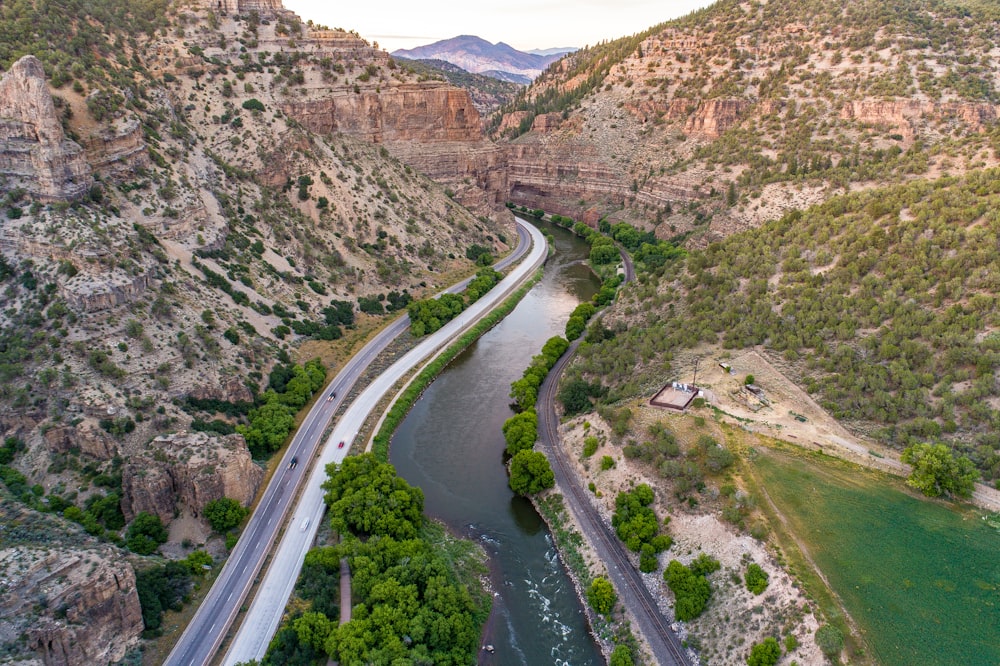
[164,219,538,666]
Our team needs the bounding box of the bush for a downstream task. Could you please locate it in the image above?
[242,97,265,112]
[203,497,248,532]
[746,637,781,666]
[126,512,168,555]
[600,455,615,470]
[583,436,599,457]
[586,577,616,615]
[815,624,845,658]
[664,559,712,621]
[610,644,634,666]
[745,562,769,594]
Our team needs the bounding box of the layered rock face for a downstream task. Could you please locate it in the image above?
[840,99,1000,137]
[0,544,143,666]
[82,114,149,180]
[283,83,508,207]
[203,0,285,15]
[121,432,263,524]
[0,56,92,200]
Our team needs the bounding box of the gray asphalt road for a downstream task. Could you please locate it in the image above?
[163,220,535,666]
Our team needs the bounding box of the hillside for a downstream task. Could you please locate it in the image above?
[567,170,1000,484]
[0,0,510,661]
[495,0,1000,239]
[392,35,571,83]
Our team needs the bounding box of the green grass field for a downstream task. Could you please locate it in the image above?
[752,449,1000,666]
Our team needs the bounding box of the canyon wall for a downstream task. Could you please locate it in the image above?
[0,56,92,201]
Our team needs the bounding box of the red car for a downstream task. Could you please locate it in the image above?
[338,440,345,448]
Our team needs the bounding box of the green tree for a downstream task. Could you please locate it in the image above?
[746,637,781,666]
[586,577,616,615]
[509,450,555,496]
[901,442,979,498]
[502,409,538,456]
[126,512,168,555]
[203,497,248,532]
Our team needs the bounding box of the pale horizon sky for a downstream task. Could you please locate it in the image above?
[283,1,715,54]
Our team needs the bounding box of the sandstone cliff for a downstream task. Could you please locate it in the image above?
[0,55,92,201]
[282,82,508,210]
[121,432,263,524]
[0,503,143,666]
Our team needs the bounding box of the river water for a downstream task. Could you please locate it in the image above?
[390,219,605,665]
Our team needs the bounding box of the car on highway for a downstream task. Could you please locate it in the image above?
[338,440,345,448]
[327,391,336,402]
[288,456,298,469]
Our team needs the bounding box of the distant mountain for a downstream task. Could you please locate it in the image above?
[392,35,574,82]
[526,47,576,57]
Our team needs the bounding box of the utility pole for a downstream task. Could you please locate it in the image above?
[692,357,700,387]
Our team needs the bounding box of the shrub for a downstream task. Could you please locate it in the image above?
[664,559,712,621]
[745,562,769,594]
[242,98,265,112]
[582,436,599,457]
[600,455,615,470]
[586,577,616,615]
[203,497,248,533]
[746,637,781,666]
[126,512,168,555]
[815,624,845,658]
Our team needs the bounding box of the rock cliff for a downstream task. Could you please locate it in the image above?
[81,114,149,180]
[0,56,93,201]
[282,82,508,208]
[121,432,263,524]
[0,520,142,666]
[840,99,1000,137]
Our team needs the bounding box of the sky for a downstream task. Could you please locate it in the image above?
[283,0,715,53]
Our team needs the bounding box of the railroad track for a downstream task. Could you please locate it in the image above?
[537,341,690,666]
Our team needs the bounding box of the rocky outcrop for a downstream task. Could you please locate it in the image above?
[0,544,143,666]
[0,55,92,201]
[201,0,285,15]
[684,99,751,138]
[61,268,151,312]
[840,99,1000,137]
[82,114,149,180]
[42,420,117,460]
[121,432,263,524]
[189,377,255,404]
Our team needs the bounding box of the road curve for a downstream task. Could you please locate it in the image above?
[164,219,535,666]
[536,342,691,666]
[220,218,547,665]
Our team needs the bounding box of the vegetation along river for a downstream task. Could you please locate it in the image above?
[390,219,605,665]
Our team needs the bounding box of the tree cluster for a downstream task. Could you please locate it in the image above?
[264,456,486,665]
[237,358,327,457]
[612,484,672,572]
[407,268,500,336]
[663,554,719,621]
[509,336,569,411]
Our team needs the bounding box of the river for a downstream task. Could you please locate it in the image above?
[390,219,605,665]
